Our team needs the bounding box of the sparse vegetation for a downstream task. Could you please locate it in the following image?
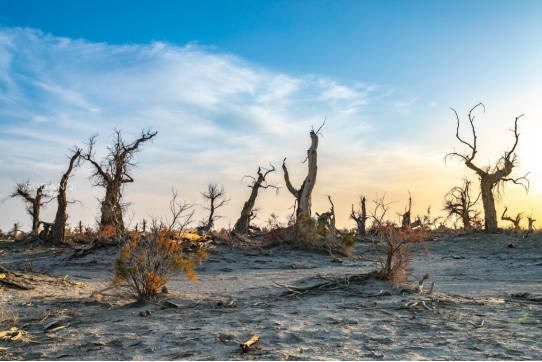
[113,229,207,300]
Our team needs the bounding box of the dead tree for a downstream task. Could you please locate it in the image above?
[446,103,529,232]
[501,206,523,230]
[3,180,50,235]
[82,129,157,235]
[51,148,82,244]
[282,122,324,221]
[527,216,536,232]
[350,196,368,236]
[198,183,230,233]
[233,165,278,234]
[398,190,413,229]
[368,193,395,228]
[443,178,481,230]
[316,195,338,236]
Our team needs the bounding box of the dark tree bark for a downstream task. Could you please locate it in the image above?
[443,178,481,230]
[501,206,523,230]
[51,148,82,244]
[446,103,529,233]
[3,181,49,235]
[282,122,323,221]
[351,196,367,236]
[233,165,278,234]
[198,183,230,234]
[82,129,157,235]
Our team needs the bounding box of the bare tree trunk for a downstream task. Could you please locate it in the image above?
[234,166,277,234]
[283,128,320,221]
[480,176,498,233]
[51,149,81,244]
[351,196,367,236]
[100,181,124,234]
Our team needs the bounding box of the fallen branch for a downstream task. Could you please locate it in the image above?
[240,335,259,354]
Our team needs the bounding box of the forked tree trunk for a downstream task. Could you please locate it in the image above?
[283,130,319,221]
[51,149,81,244]
[233,166,275,234]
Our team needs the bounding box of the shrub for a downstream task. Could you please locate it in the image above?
[342,233,355,248]
[374,222,430,282]
[113,228,207,300]
[262,212,344,252]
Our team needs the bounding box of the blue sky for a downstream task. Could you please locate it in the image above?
[1,1,541,231]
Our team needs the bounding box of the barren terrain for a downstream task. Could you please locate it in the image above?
[1,231,542,360]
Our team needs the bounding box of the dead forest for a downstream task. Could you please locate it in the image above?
[1,105,541,360]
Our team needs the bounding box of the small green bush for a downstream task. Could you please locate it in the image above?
[342,233,355,248]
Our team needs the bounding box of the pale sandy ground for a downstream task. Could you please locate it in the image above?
[0,231,541,361]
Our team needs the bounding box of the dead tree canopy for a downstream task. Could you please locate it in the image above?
[3,180,51,236]
[198,183,230,234]
[350,195,367,236]
[501,206,523,230]
[443,178,481,230]
[446,103,529,233]
[83,128,157,235]
[283,122,324,221]
[233,165,278,234]
[51,148,82,244]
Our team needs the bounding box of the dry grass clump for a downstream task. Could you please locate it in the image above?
[374,222,431,282]
[113,228,207,300]
[0,308,19,328]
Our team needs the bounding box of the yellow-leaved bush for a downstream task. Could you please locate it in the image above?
[113,228,207,299]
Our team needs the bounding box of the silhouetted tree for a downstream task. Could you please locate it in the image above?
[350,195,368,236]
[446,103,529,232]
[443,178,481,230]
[501,206,523,230]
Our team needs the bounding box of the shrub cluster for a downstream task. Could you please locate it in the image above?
[373,222,431,282]
[113,228,207,300]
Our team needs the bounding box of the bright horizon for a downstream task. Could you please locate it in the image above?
[1,1,542,232]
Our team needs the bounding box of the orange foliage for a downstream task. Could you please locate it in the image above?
[374,222,430,282]
[113,227,207,299]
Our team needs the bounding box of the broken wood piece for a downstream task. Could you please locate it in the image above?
[0,278,34,290]
[160,300,181,309]
[10,331,23,341]
[0,328,18,338]
[467,320,485,328]
[240,335,259,354]
[47,324,69,332]
[429,282,435,296]
[43,315,71,331]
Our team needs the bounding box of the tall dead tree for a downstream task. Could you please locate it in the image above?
[3,181,49,235]
[198,183,230,233]
[443,178,481,230]
[446,103,529,232]
[51,148,82,244]
[350,196,368,236]
[83,129,157,235]
[282,122,324,221]
[233,165,278,234]
[398,191,413,229]
[501,206,523,230]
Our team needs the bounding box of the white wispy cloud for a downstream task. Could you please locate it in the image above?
[0,27,469,230]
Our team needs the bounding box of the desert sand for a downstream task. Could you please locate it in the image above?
[1,231,541,360]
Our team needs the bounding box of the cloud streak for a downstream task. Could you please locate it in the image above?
[2,27,531,231]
